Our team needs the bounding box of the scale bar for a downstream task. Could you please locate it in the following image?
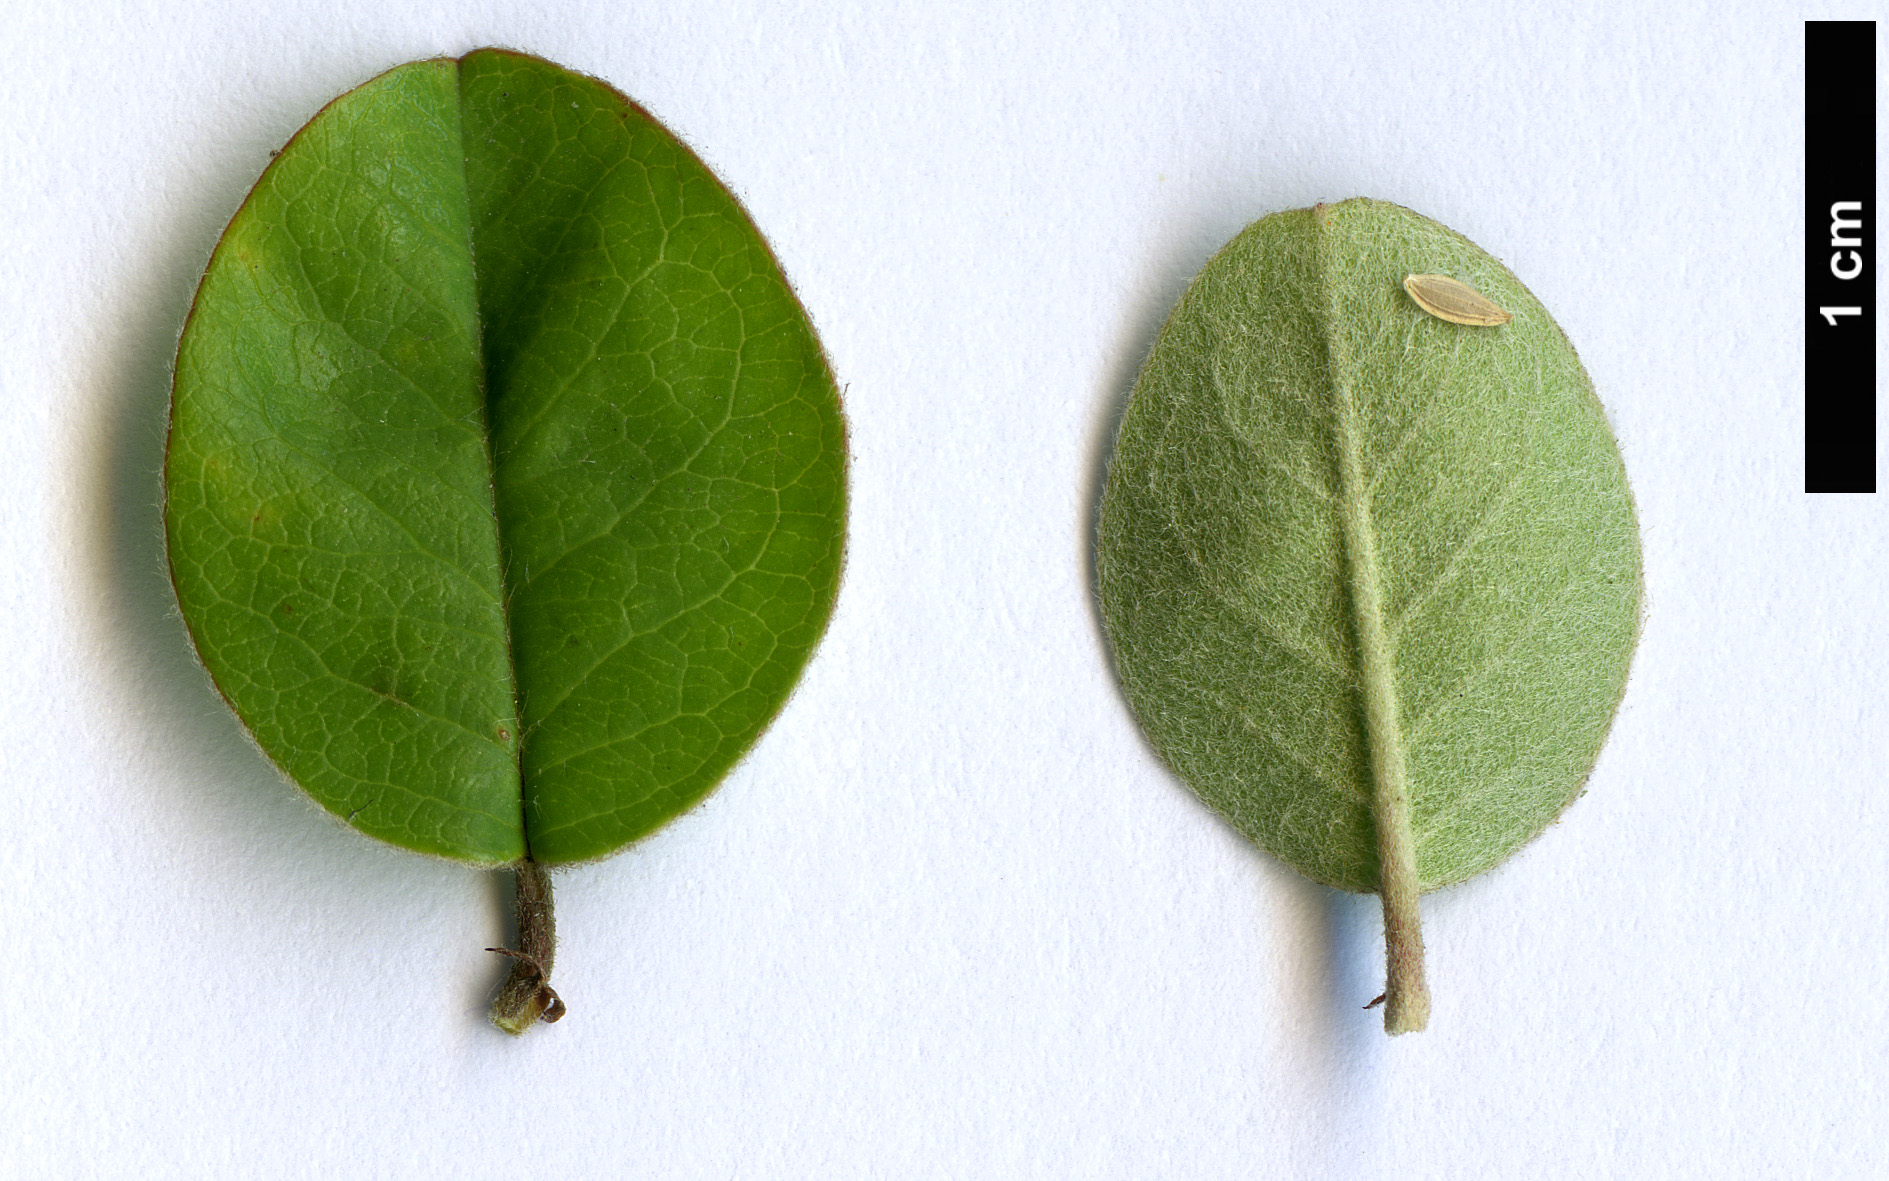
[1806,21,1877,493]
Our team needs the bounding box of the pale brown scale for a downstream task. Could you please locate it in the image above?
[1402,273,1512,326]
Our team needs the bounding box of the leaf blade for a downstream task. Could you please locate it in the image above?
[165,52,845,867]
[168,59,523,863]
[1098,198,1640,895]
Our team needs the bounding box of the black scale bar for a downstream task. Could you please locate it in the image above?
[1806,21,1877,492]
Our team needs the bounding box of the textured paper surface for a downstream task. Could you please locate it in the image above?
[4,2,1881,1176]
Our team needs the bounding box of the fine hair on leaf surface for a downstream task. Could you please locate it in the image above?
[1095,198,1641,1032]
[164,49,847,1033]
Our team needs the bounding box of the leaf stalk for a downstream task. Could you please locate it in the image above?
[1342,468,1432,1032]
[489,858,564,1035]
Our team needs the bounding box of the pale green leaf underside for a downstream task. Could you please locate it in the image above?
[166,52,845,866]
[1097,199,1640,893]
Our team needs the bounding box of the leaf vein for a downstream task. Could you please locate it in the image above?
[1402,542,1617,746]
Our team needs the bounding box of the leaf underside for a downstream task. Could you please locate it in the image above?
[1097,199,1640,894]
[166,50,846,865]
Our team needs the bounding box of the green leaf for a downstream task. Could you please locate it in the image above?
[1096,199,1640,1032]
[165,50,846,872]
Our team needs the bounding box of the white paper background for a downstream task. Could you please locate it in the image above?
[5,1,1882,1176]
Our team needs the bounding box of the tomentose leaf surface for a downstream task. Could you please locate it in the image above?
[1097,199,1640,1030]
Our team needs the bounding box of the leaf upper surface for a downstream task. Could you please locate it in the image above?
[1097,199,1640,893]
[167,51,846,865]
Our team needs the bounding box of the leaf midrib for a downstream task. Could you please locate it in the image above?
[450,59,532,856]
[1313,210,1416,894]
